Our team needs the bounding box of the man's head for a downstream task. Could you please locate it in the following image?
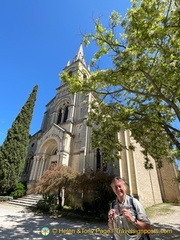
[111,177,127,201]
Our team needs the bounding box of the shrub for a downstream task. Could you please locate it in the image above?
[36,200,50,212]
[77,171,115,214]
[0,196,13,201]
[43,193,57,205]
[10,182,26,199]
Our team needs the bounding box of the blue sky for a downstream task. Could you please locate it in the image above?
[0,1,179,170]
[0,0,131,145]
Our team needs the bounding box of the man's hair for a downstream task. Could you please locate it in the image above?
[110,177,127,189]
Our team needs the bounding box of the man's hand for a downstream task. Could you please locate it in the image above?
[121,209,134,222]
[108,209,116,221]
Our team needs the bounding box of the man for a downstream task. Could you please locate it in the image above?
[108,177,151,240]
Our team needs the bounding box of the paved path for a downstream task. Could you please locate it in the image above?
[0,202,179,240]
[0,203,110,240]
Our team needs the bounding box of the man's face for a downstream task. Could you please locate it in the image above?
[112,180,126,199]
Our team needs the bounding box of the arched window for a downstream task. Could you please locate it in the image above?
[57,102,69,124]
[63,106,68,123]
[96,148,101,170]
[57,109,62,124]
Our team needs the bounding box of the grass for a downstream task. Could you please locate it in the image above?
[145,202,178,218]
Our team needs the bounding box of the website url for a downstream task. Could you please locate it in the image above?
[114,228,173,234]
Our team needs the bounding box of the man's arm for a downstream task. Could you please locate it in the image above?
[108,209,115,231]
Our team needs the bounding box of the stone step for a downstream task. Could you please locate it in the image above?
[8,200,37,207]
[21,194,43,201]
[10,199,36,204]
[8,194,43,207]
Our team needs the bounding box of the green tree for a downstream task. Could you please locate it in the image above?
[61,0,180,168]
[0,85,38,194]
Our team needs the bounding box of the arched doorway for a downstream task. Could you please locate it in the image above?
[39,138,59,171]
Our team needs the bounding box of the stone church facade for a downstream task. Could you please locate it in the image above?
[22,45,180,207]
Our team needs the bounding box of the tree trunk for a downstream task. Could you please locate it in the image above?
[58,187,62,209]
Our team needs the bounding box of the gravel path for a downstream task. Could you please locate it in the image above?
[0,202,179,240]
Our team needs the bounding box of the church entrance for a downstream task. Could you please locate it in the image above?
[39,138,59,171]
[28,138,60,182]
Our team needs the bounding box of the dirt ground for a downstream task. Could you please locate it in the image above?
[148,204,180,240]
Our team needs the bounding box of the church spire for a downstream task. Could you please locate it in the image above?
[61,44,90,86]
[72,43,86,66]
[66,60,71,67]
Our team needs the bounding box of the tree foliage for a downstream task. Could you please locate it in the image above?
[61,0,180,168]
[74,170,115,213]
[0,85,38,194]
[31,164,77,208]
[32,164,77,194]
[33,166,115,213]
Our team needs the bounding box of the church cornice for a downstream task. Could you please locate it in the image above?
[52,123,74,137]
[35,123,74,143]
[56,83,68,91]
[30,130,42,140]
[45,96,56,107]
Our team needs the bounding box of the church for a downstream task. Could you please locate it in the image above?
[22,45,180,207]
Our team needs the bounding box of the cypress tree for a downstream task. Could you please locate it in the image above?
[0,85,38,194]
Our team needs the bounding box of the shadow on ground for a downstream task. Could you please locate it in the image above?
[150,222,180,240]
[0,206,179,240]
[0,209,111,240]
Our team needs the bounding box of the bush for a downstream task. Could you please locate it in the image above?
[43,193,57,205]
[10,182,26,199]
[83,201,95,212]
[0,196,13,201]
[36,200,50,212]
[78,171,115,214]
